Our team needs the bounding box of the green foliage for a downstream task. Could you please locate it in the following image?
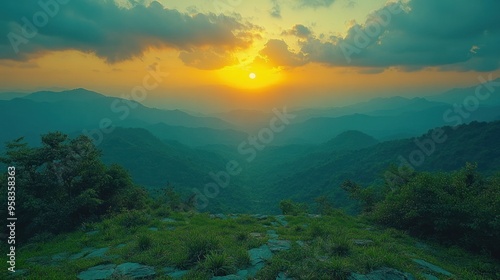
[137,235,153,251]
[201,251,236,276]
[184,234,221,267]
[279,199,308,216]
[0,132,148,241]
[369,163,500,257]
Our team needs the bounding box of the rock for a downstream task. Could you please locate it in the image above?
[148,227,158,231]
[248,245,273,266]
[161,218,176,223]
[266,230,279,239]
[84,247,109,259]
[295,240,305,247]
[412,259,453,277]
[116,244,127,249]
[252,214,269,220]
[212,275,243,280]
[352,239,374,246]
[77,264,116,280]
[210,213,227,219]
[250,232,263,238]
[349,267,415,280]
[274,215,289,226]
[166,270,189,279]
[267,239,292,252]
[69,247,96,260]
[51,252,70,262]
[421,273,439,280]
[236,270,249,278]
[114,262,156,279]
[276,272,293,279]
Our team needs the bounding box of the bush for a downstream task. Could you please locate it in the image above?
[370,163,500,258]
[279,199,308,216]
[201,251,236,276]
[184,234,221,266]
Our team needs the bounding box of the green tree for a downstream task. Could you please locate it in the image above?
[0,132,147,240]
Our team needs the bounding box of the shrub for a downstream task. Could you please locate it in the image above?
[201,251,236,276]
[279,199,308,216]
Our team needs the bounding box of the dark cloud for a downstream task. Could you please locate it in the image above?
[297,0,336,9]
[264,0,500,72]
[258,39,307,67]
[282,24,312,38]
[0,0,256,66]
[269,0,282,18]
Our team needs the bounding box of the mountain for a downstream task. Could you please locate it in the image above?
[23,88,105,102]
[147,123,247,147]
[294,96,448,121]
[0,91,29,100]
[0,88,239,147]
[323,130,379,152]
[97,127,251,213]
[245,120,500,213]
[277,104,500,144]
[426,78,500,105]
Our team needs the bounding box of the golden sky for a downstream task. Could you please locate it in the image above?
[0,0,499,112]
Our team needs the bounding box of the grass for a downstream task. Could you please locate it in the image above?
[2,209,499,280]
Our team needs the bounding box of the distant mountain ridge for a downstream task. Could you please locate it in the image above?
[323,130,379,151]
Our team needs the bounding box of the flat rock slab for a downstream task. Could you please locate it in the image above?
[210,213,227,219]
[161,218,176,223]
[267,239,292,252]
[77,264,116,280]
[70,247,96,260]
[248,245,273,266]
[114,262,156,279]
[412,259,453,277]
[51,252,70,261]
[252,214,269,220]
[266,230,279,239]
[276,272,294,279]
[84,247,110,259]
[212,275,244,280]
[349,267,415,280]
[274,215,289,226]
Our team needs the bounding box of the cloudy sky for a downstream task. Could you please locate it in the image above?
[1,0,499,112]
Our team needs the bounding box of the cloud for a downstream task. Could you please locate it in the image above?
[179,47,239,70]
[297,0,336,9]
[0,0,256,67]
[269,0,282,18]
[282,24,312,38]
[274,0,500,72]
[258,39,307,68]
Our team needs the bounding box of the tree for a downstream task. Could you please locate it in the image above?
[0,132,147,240]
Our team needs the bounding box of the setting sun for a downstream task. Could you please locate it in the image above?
[249,73,256,79]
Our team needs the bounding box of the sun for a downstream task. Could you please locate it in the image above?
[249,72,256,79]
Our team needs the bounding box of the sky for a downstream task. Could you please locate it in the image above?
[0,0,499,112]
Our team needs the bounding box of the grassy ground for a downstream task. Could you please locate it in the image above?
[2,207,499,279]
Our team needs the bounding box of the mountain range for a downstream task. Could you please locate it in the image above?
[1,81,500,213]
